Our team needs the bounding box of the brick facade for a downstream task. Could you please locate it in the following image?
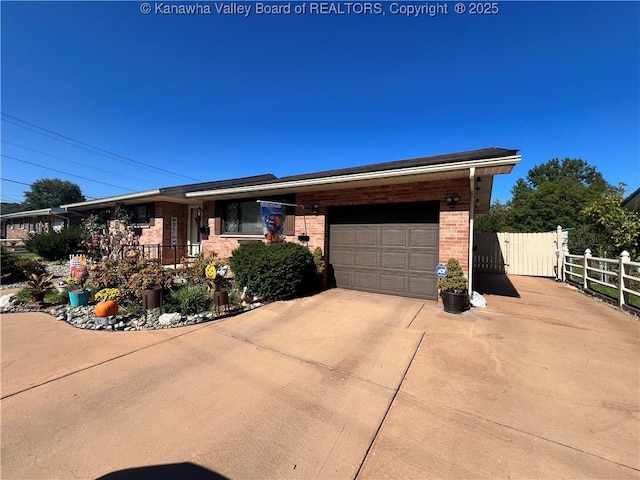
[199,178,471,274]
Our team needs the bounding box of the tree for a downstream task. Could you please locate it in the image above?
[508,158,617,232]
[22,179,85,210]
[580,191,640,260]
[474,200,514,233]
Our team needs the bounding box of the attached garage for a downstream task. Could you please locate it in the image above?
[328,202,439,300]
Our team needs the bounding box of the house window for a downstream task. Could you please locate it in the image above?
[222,198,291,235]
[223,200,263,234]
[125,204,153,225]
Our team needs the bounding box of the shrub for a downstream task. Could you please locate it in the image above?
[25,226,85,261]
[92,257,173,301]
[15,257,47,276]
[229,241,315,301]
[437,258,468,294]
[167,285,213,315]
[175,250,223,287]
[1,246,27,284]
[94,288,122,302]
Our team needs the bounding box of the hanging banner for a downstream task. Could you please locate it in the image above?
[260,201,286,244]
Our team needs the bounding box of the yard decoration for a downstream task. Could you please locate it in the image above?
[95,300,118,317]
[437,258,469,314]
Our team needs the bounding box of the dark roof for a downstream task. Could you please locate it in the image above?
[266,147,518,184]
[161,173,277,195]
[622,186,640,211]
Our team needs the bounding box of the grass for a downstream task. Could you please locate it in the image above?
[565,266,640,309]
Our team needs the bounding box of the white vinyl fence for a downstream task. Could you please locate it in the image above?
[474,226,565,278]
[563,249,640,309]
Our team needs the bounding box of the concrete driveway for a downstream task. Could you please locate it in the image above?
[2,276,639,479]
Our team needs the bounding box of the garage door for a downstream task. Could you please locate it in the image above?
[328,203,439,300]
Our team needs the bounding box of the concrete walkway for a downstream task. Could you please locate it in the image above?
[1,276,638,479]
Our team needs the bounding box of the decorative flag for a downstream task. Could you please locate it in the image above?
[260,201,286,244]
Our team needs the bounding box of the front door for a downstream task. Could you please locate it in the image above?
[187,205,202,257]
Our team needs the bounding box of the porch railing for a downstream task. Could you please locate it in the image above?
[119,244,202,268]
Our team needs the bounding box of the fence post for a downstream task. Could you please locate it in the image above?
[583,249,591,290]
[619,250,630,307]
[556,225,563,281]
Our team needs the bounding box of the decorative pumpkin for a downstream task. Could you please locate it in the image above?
[205,264,218,279]
[95,300,118,318]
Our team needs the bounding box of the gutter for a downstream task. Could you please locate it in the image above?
[186,155,521,198]
[61,189,163,208]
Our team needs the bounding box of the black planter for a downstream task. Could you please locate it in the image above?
[440,291,468,314]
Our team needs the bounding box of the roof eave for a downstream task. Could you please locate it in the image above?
[186,155,521,199]
[61,190,164,209]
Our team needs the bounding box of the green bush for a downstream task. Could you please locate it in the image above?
[167,285,213,315]
[25,226,85,261]
[1,246,26,284]
[437,258,468,294]
[229,241,315,301]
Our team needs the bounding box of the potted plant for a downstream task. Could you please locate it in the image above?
[67,274,91,308]
[26,273,54,305]
[437,258,469,314]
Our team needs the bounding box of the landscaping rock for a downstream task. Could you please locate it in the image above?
[158,313,182,326]
[0,294,18,309]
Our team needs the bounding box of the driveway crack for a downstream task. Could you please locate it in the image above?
[353,332,425,479]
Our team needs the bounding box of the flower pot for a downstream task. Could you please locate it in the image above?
[142,286,163,311]
[440,291,468,314]
[69,289,91,307]
[214,289,229,314]
[30,292,45,303]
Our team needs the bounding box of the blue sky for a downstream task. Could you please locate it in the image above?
[1,1,638,205]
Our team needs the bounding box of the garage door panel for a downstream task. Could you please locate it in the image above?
[331,248,354,267]
[380,252,406,270]
[355,251,377,268]
[408,276,437,297]
[353,271,378,291]
[408,252,437,272]
[381,229,406,247]
[331,229,353,246]
[380,274,406,293]
[355,229,377,246]
[410,229,438,248]
[334,270,353,288]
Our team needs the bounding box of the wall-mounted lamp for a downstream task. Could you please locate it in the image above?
[196,207,202,217]
[475,198,480,209]
[311,204,320,215]
[445,195,461,208]
[475,177,483,191]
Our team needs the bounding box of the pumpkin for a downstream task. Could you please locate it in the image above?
[95,300,118,317]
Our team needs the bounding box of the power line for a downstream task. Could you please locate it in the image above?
[1,178,32,186]
[1,154,138,191]
[1,140,159,187]
[1,113,199,182]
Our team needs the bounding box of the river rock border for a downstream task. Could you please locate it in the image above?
[0,293,260,331]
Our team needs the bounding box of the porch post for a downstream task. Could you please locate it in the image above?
[468,167,476,294]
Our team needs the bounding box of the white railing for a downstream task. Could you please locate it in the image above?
[563,249,640,309]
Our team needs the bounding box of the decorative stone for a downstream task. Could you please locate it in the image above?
[158,313,182,326]
[0,294,18,309]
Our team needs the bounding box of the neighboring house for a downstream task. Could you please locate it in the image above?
[0,207,72,244]
[61,147,521,300]
[622,187,640,212]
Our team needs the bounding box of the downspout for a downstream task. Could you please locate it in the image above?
[468,167,475,294]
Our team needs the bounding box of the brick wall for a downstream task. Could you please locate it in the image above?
[198,178,471,274]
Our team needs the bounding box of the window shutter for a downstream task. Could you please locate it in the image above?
[285,206,295,236]
[214,202,223,235]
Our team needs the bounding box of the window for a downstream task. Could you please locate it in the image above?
[123,204,153,225]
[222,198,290,235]
[223,200,262,234]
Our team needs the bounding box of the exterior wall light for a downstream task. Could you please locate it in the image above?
[445,196,461,208]
[475,177,483,191]
[311,204,320,215]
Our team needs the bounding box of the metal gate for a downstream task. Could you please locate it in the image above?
[474,230,561,277]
